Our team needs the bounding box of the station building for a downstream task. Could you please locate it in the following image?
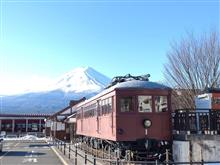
[45,98,85,142]
[0,113,50,136]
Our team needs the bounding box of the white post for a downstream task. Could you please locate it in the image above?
[0,120,2,132]
[166,149,169,165]
[39,119,42,132]
[12,119,15,133]
[54,121,57,139]
[26,119,28,133]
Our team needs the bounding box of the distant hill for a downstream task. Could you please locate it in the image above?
[1,67,110,114]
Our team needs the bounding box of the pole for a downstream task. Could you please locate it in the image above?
[93,155,96,165]
[12,119,15,133]
[102,145,104,158]
[85,151,87,164]
[75,146,77,165]
[69,143,71,159]
[166,149,169,165]
[116,157,119,165]
[26,119,28,133]
[109,147,111,165]
[64,143,66,155]
[201,144,204,165]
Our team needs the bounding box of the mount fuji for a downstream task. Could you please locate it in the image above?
[1,67,111,114]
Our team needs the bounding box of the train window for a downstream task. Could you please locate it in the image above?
[100,98,113,115]
[104,99,108,114]
[108,97,112,113]
[138,96,152,112]
[76,108,82,119]
[155,96,168,112]
[213,97,220,104]
[83,103,97,118]
[76,111,81,119]
[101,100,105,115]
[97,100,102,116]
[120,97,133,112]
[94,103,97,116]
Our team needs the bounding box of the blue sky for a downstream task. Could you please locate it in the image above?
[0,0,219,94]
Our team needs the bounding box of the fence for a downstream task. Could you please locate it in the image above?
[52,138,220,165]
[172,109,220,135]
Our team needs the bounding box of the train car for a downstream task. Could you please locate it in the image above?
[74,74,172,160]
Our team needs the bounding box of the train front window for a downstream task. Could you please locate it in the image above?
[155,96,168,112]
[138,96,152,112]
[120,97,133,112]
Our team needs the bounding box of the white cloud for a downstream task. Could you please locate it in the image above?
[0,74,54,95]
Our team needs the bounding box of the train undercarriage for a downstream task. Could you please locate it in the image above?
[76,135,172,162]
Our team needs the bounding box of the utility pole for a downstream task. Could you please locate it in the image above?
[166,149,169,165]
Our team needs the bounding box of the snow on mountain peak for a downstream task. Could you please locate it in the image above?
[0,67,111,95]
[52,66,110,93]
[1,67,111,114]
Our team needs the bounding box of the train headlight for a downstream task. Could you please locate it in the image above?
[143,119,152,128]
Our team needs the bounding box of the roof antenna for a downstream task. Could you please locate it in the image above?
[106,74,150,88]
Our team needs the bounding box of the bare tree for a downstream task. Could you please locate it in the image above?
[164,31,220,109]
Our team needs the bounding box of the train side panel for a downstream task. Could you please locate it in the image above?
[76,90,117,141]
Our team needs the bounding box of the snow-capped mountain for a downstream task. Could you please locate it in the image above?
[51,66,110,93]
[1,67,111,114]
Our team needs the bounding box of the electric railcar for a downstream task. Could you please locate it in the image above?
[75,75,172,160]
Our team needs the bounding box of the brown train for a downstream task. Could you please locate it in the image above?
[74,75,172,160]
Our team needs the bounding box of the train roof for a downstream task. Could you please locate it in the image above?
[112,80,170,90]
[74,80,171,107]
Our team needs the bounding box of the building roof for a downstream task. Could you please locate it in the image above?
[48,98,85,121]
[0,113,50,117]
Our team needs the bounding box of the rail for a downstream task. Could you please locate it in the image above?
[52,138,220,165]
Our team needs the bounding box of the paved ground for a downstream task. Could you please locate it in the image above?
[50,142,109,165]
[0,141,63,165]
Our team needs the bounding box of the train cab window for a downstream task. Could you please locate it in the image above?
[155,96,168,112]
[138,96,152,112]
[213,97,220,104]
[120,97,133,112]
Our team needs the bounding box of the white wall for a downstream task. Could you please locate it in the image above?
[50,121,65,131]
[173,141,190,162]
[192,140,220,162]
[56,122,65,131]
[195,94,212,110]
[173,139,220,162]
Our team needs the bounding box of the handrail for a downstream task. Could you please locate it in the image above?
[172,109,220,135]
[52,138,220,164]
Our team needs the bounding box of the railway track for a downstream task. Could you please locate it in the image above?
[76,142,117,160]
[72,140,153,163]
